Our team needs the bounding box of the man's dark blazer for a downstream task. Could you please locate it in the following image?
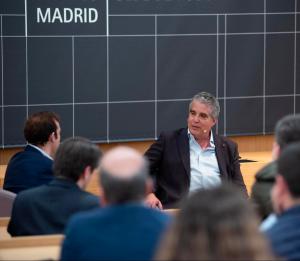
[7,178,99,236]
[60,204,171,261]
[145,128,247,208]
[3,145,53,194]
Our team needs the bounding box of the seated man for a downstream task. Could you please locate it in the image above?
[8,137,102,236]
[4,111,61,194]
[145,92,247,209]
[265,142,300,260]
[60,146,171,261]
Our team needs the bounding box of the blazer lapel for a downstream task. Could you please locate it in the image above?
[214,133,228,179]
[177,128,190,177]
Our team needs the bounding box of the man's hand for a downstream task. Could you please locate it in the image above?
[145,193,163,210]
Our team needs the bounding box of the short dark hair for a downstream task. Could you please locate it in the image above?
[24,111,60,146]
[53,137,102,182]
[275,114,300,149]
[100,160,148,204]
[278,142,300,197]
[156,184,273,260]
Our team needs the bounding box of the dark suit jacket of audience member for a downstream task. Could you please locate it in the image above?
[60,204,171,261]
[8,178,99,236]
[145,128,247,208]
[3,145,54,194]
[266,205,300,260]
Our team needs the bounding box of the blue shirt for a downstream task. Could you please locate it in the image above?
[188,129,221,193]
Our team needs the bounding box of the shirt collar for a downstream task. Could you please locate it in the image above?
[187,128,215,148]
[28,143,53,160]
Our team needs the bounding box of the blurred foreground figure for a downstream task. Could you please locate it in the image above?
[156,185,274,260]
[61,146,171,261]
[266,142,300,260]
[251,114,300,223]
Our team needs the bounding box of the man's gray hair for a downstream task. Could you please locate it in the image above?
[189,92,220,119]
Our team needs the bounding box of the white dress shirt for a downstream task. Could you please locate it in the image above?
[188,129,221,194]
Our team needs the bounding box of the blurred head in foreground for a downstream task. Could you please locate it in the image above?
[156,184,274,260]
[99,146,152,205]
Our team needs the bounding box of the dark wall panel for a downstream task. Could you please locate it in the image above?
[110,37,155,101]
[74,37,107,103]
[3,37,26,105]
[265,96,294,133]
[109,102,155,140]
[157,36,217,100]
[28,37,73,104]
[74,104,107,141]
[266,34,294,95]
[0,0,297,146]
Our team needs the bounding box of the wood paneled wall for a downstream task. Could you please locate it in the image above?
[0,135,274,165]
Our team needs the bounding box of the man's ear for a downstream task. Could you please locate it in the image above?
[83,166,92,178]
[212,118,218,126]
[272,142,281,160]
[48,132,55,143]
[275,175,290,201]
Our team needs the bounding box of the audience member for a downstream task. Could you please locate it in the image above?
[156,184,274,260]
[4,111,61,193]
[60,146,171,261]
[145,92,246,209]
[265,142,300,260]
[8,137,101,236]
[251,114,300,223]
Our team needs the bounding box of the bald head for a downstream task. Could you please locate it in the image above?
[101,146,146,180]
[100,146,150,205]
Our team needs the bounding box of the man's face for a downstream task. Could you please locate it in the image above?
[187,100,217,138]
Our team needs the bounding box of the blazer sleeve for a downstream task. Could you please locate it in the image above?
[229,142,248,197]
[144,132,165,179]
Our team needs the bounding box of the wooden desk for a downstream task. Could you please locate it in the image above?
[0,165,6,188]
[0,234,63,260]
[0,217,10,239]
[1,151,272,195]
[240,151,272,194]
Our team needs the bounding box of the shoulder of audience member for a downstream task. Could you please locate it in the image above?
[64,208,101,231]
[255,161,277,181]
[79,191,100,206]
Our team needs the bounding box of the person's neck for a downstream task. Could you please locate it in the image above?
[194,132,211,149]
[278,196,300,215]
[40,143,53,158]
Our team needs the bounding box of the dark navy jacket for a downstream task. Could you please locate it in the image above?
[145,128,247,208]
[4,145,53,194]
[266,205,300,260]
[8,178,99,236]
[60,204,172,261]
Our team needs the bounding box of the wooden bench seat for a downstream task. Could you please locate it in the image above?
[0,234,64,260]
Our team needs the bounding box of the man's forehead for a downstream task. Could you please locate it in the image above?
[190,101,212,113]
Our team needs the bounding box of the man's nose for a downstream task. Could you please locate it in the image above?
[193,116,200,122]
